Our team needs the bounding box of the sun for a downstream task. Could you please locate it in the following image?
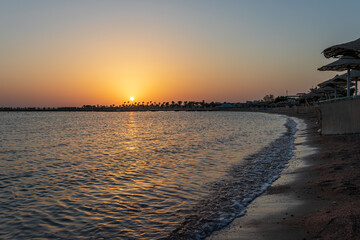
[130,96,135,101]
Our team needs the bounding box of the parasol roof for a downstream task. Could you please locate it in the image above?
[339,69,360,80]
[323,38,360,58]
[318,56,360,71]
[318,74,348,88]
[317,86,335,93]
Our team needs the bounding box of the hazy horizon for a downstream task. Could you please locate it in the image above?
[1,0,360,107]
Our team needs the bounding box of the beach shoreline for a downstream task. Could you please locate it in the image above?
[208,109,360,240]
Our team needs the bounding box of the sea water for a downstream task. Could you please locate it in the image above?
[0,111,296,239]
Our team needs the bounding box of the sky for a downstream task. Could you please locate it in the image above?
[1,0,360,107]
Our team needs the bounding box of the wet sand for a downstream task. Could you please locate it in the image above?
[208,109,360,240]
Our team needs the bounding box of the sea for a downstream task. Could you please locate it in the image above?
[0,111,298,239]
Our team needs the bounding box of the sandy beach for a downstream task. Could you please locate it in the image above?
[208,109,360,240]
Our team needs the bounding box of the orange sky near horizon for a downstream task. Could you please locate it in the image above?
[0,29,330,107]
[0,1,358,107]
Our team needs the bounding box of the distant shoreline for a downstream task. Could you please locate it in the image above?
[0,107,268,112]
[0,107,243,112]
[0,106,309,113]
[0,99,302,112]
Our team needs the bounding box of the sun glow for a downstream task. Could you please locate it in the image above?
[130,96,135,101]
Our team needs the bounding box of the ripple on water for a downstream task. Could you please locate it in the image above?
[0,111,290,239]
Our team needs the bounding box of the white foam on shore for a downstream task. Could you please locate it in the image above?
[206,116,319,240]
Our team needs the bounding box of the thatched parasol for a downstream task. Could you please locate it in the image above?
[318,75,347,88]
[318,56,360,71]
[317,86,335,93]
[318,56,360,96]
[305,91,323,100]
[318,86,337,99]
[323,38,360,58]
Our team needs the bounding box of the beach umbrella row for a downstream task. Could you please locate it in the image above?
[317,73,356,98]
[318,56,360,96]
[318,38,360,97]
[299,87,339,103]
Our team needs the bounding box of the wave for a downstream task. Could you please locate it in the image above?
[165,117,297,240]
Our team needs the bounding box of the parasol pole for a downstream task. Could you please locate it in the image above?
[356,80,358,97]
[347,65,351,97]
